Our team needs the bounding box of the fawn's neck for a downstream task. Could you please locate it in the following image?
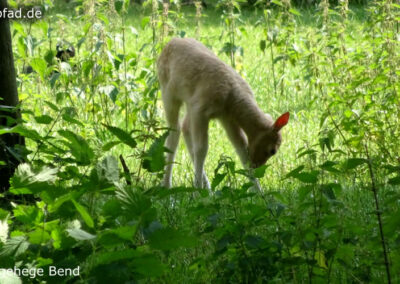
[229,89,273,141]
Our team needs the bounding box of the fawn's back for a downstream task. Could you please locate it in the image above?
[157,38,255,119]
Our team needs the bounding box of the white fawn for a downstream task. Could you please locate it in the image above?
[157,38,289,189]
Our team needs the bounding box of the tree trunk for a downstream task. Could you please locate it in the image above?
[0,0,24,193]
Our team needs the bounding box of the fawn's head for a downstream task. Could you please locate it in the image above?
[248,112,290,168]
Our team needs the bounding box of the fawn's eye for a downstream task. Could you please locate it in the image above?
[270,149,276,155]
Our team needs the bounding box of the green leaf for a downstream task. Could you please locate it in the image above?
[82,59,95,78]
[49,72,60,88]
[98,225,137,247]
[102,141,121,151]
[106,51,124,70]
[141,17,150,29]
[114,0,124,14]
[99,85,119,103]
[44,49,55,65]
[13,205,42,224]
[104,124,137,148]
[96,155,120,184]
[271,0,283,6]
[62,113,84,126]
[321,184,338,200]
[72,200,94,228]
[149,227,197,250]
[336,244,354,266]
[245,235,264,249]
[286,165,318,183]
[254,165,268,178]
[343,158,367,170]
[44,100,59,112]
[95,249,140,265]
[0,124,42,141]
[384,164,400,174]
[273,55,288,64]
[10,163,57,195]
[0,208,8,220]
[28,229,51,245]
[66,228,96,241]
[289,8,301,16]
[383,208,400,234]
[298,185,313,202]
[0,236,29,257]
[102,198,123,219]
[142,132,168,173]
[285,165,305,179]
[319,161,340,173]
[116,187,154,223]
[344,109,353,118]
[259,39,266,52]
[30,58,47,80]
[131,254,165,277]
[110,226,137,240]
[13,21,26,36]
[388,176,400,185]
[49,190,83,212]
[58,130,94,165]
[295,171,319,183]
[212,173,226,190]
[96,12,110,25]
[34,115,53,124]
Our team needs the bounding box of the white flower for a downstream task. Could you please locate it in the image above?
[0,220,9,244]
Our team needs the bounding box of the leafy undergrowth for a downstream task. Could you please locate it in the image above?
[1,155,399,283]
[1,0,400,283]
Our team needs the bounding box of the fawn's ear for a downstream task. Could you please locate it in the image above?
[273,112,290,131]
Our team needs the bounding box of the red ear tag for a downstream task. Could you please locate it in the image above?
[273,112,290,131]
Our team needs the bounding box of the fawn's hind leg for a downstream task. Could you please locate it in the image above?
[162,93,182,188]
[188,109,210,189]
[182,113,210,189]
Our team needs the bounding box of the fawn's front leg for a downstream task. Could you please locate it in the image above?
[220,118,262,192]
[190,111,210,189]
